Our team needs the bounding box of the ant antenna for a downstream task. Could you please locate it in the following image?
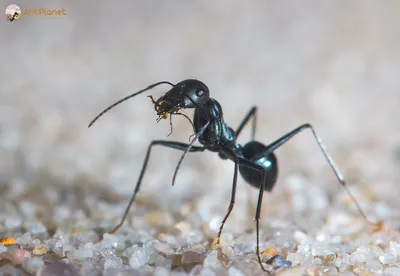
[88,81,174,128]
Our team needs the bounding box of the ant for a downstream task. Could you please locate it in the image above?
[89,79,374,273]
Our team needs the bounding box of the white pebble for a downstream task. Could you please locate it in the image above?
[368,259,382,272]
[203,250,223,270]
[104,257,123,269]
[180,230,205,246]
[67,248,94,260]
[101,233,121,249]
[153,267,170,276]
[228,266,245,276]
[16,232,33,245]
[22,257,45,273]
[199,268,217,276]
[0,243,7,253]
[294,230,312,245]
[311,244,334,257]
[384,267,400,276]
[379,252,398,265]
[389,241,400,255]
[53,228,65,239]
[32,239,41,247]
[37,261,80,276]
[24,221,47,235]
[129,247,150,268]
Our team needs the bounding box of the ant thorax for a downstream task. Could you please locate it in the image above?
[194,98,236,150]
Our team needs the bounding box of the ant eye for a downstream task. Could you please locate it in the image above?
[196,89,205,97]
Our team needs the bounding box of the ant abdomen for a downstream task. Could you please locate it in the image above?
[239,141,278,191]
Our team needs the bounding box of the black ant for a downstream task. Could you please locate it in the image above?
[88,79,375,273]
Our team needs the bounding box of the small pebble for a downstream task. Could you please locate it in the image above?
[16,232,33,245]
[199,267,217,276]
[23,256,45,273]
[384,267,400,276]
[24,221,47,235]
[181,250,206,265]
[379,252,398,265]
[175,221,192,232]
[158,233,179,245]
[306,264,323,276]
[293,231,312,245]
[32,238,41,246]
[267,255,292,269]
[104,256,123,269]
[67,248,94,260]
[0,236,16,246]
[153,241,174,254]
[33,244,48,255]
[37,261,80,276]
[262,245,280,260]
[11,248,30,265]
[322,253,336,264]
[228,266,245,276]
[129,247,151,268]
[153,267,170,276]
[203,250,224,270]
[0,264,19,275]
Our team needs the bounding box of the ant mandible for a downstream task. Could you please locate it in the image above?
[88,79,373,273]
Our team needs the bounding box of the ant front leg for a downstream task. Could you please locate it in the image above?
[172,121,210,186]
[109,140,205,234]
[235,106,257,140]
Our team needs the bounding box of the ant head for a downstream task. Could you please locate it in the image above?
[88,79,209,128]
[175,79,210,109]
[149,79,210,118]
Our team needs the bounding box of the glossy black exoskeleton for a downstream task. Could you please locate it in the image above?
[88,79,371,274]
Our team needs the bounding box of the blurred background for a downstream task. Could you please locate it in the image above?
[1,0,399,234]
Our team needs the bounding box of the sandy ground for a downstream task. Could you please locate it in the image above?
[1,1,400,275]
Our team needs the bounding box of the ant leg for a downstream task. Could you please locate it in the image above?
[172,121,211,186]
[237,158,272,274]
[255,123,371,224]
[175,112,196,142]
[167,115,173,137]
[175,112,195,131]
[109,140,205,234]
[254,168,272,274]
[235,106,257,140]
[214,146,240,245]
[234,107,258,219]
[165,112,194,138]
